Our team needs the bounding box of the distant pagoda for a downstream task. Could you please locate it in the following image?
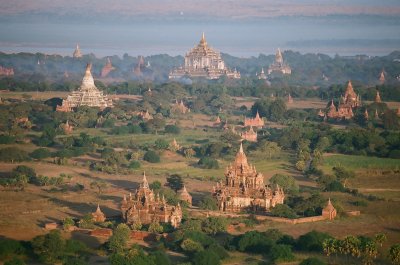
[73,44,82,58]
[379,69,386,84]
[56,63,113,112]
[101,58,115,77]
[257,67,267,80]
[169,33,240,80]
[324,81,360,120]
[244,111,264,128]
[268,49,291,75]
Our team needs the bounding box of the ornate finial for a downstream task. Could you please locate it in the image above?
[142,172,149,188]
[96,204,101,212]
[239,142,244,153]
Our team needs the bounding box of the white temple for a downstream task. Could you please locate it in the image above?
[169,33,240,80]
[56,63,113,112]
[73,44,82,58]
[268,49,291,75]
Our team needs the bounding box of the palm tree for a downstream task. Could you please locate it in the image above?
[374,233,387,247]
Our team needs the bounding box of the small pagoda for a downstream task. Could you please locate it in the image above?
[244,111,264,128]
[73,44,82,58]
[91,204,106,222]
[241,126,257,142]
[178,185,192,206]
[101,58,115,77]
[56,63,113,112]
[322,199,337,220]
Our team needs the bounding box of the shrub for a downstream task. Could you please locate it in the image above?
[237,231,274,253]
[199,195,218,210]
[201,217,227,235]
[192,249,221,265]
[325,180,346,192]
[296,230,333,252]
[0,238,25,260]
[128,160,141,169]
[0,147,29,163]
[270,244,295,262]
[270,204,297,219]
[0,135,15,144]
[149,180,162,190]
[299,257,327,265]
[30,148,51,160]
[108,224,131,253]
[165,124,181,134]
[143,150,160,163]
[198,157,219,169]
[181,239,204,253]
[155,139,169,150]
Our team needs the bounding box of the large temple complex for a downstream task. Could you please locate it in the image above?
[324,81,361,120]
[268,49,291,75]
[56,63,113,112]
[121,173,183,228]
[213,144,285,213]
[169,33,240,80]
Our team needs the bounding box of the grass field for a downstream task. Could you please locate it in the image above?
[323,154,400,171]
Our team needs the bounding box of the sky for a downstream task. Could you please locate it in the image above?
[0,0,399,57]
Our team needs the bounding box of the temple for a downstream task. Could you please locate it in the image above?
[121,173,182,228]
[375,90,382,103]
[244,111,265,127]
[138,110,153,121]
[134,56,145,76]
[61,120,73,134]
[324,81,360,120]
[169,33,240,80]
[213,144,284,213]
[241,126,257,142]
[178,185,192,206]
[73,44,82,58]
[101,58,115,77]
[0,66,14,76]
[56,63,113,112]
[172,100,190,114]
[322,199,337,220]
[257,68,267,80]
[379,70,386,84]
[91,204,106,223]
[268,49,291,75]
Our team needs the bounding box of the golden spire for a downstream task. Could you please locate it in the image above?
[142,171,149,188]
[375,90,382,103]
[199,32,207,46]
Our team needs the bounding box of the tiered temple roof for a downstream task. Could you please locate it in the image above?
[169,33,240,80]
[73,44,82,58]
[101,58,115,77]
[172,100,190,114]
[257,67,267,80]
[244,111,264,128]
[375,90,382,103]
[241,126,257,142]
[178,185,192,206]
[121,172,182,228]
[324,81,360,120]
[268,49,291,75]
[213,144,284,213]
[91,204,106,223]
[322,199,337,220]
[0,66,14,76]
[56,64,113,112]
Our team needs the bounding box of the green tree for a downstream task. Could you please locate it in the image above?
[270,244,295,263]
[201,217,227,235]
[389,244,400,265]
[108,224,131,253]
[143,150,160,163]
[0,148,29,163]
[181,239,204,253]
[166,174,184,192]
[31,230,65,264]
[148,221,163,233]
[192,249,221,265]
[30,148,51,160]
[62,217,75,230]
[270,204,297,219]
[199,195,218,210]
[297,230,333,252]
[149,180,162,190]
[4,257,26,265]
[269,174,299,194]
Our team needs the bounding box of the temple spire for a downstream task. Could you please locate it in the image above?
[239,142,244,153]
[142,171,149,188]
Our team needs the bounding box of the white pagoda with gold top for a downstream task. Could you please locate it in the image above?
[169,33,240,80]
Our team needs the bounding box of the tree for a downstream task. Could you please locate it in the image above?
[166,174,184,192]
[4,257,26,265]
[164,124,180,134]
[148,221,163,233]
[269,174,299,194]
[333,166,355,187]
[199,195,218,210]
[299,257,327,265]
[181,239,204,253]
[237,230,274,253]
[270,204,297,219]
[374,233,387,247]
[201,217,227,235]
[62,217,75,230]
[149,251,171,265]
[154,139,169,150]
[259,141,281,159]
[0,147,29,163]
[30,148,51,160]
[197,157,219,169]
[90,180,108,194]
[108,224,131,253]
[270,244,295,263]
[149,180,161,190]
[192,249,221,265]
[389,244,400,265]
[143,150,160,163]
[269,98,287,121]
[296,230,333,252]
[31,230,65,264]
